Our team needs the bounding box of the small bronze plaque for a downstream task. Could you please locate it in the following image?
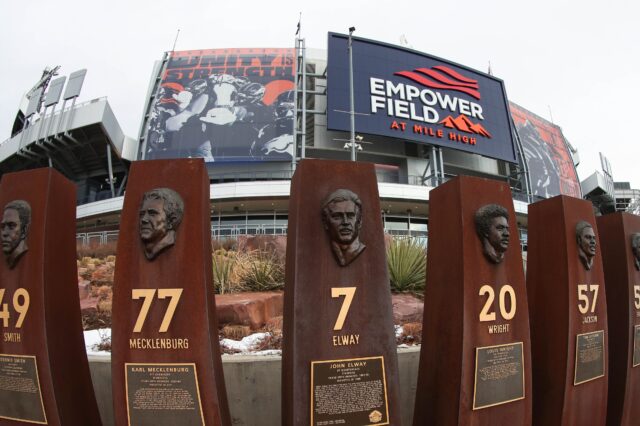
[473,342,525,410]
[633,325,640,368]
[0,354,47,424]
[574,330,605,385]
[125,363,204,426]
[310,356,389,425]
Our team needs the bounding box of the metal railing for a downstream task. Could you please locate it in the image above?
[211,224,289,239]
[76,231,119,246]
[77,227,430,246]
[209,170,294,183]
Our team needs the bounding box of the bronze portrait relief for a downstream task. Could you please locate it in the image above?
[321,189,366,267]
[139,188,184,260]
[576,221,596,271]
[631,232,640,272]
[1,200,31,269]
[475,204,510,264]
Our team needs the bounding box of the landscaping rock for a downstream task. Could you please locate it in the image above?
[216,292,283,330]
[80,297,100,315]
[392,293,424,324]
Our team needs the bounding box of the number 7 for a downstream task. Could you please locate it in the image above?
[157,289,183,332]
[331,287,356,331]
[132,289,156,333]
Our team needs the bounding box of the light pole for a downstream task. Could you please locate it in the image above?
[348,26,356,161]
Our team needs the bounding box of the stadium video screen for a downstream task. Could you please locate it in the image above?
[145,48,295,163]
[510,102,581,199]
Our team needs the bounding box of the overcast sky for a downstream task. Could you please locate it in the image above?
[1,0,638,186]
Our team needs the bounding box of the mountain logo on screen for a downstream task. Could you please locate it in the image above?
[439,115,492,138]
[395,66,481,100]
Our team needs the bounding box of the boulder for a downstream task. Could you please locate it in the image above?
[391,293,424,324]
[216,292,283,330]
[80,297,99,315]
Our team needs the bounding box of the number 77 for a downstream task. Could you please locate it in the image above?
[132,288,183,333]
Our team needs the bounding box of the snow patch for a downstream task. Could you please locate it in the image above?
[84,329,111,356]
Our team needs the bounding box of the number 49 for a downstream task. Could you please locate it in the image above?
[0,288,30,328]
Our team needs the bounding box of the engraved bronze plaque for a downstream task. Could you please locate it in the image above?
[473,342,525,410]
[125,363,205,426]
[633,325,640,368]
[310,356,389,426]
[0,354,46,424]
[574,330,605,385]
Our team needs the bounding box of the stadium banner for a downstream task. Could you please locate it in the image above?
[509,102,581,198]
[326,33,517,163]
[145,48,295,162]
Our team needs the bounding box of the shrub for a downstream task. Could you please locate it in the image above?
[238,250,284,292]
[211,238,238,252]
[76,241,118,260]
[212,250,240,294]
[398,322,422,345]
[387,237,426,293]
[221,325,251,340]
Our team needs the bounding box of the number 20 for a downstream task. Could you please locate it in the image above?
[479,285,516,322]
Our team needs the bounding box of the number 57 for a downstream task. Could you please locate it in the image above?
[577,284,599,314]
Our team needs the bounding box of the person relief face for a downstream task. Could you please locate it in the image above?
[326,200,359,246]
[139,198,168,246]
[579,226,597,258]
[1,208,23,254]
[487,215,510,253]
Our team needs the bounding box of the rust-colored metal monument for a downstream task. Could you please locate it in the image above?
[412,175,532,425]
[527,195,608,425]
[0,168,102,425]
[597,212,640,426]
[282,159,401,426]
[111,159,230,426]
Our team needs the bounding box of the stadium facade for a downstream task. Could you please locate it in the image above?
[0,34,583,248]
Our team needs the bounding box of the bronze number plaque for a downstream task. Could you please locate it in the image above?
[574,330,605,385]
[282,159,401,426]
[413,176,532,425]
[0,168,102,426]
[634,325,640,368]
[0,354,46,424]
[473,342,525,410]
[527,195,608,425]
[310,356,389,425]
[597,212,640,425]
[111,159,230,426]
[125,363,204,425]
